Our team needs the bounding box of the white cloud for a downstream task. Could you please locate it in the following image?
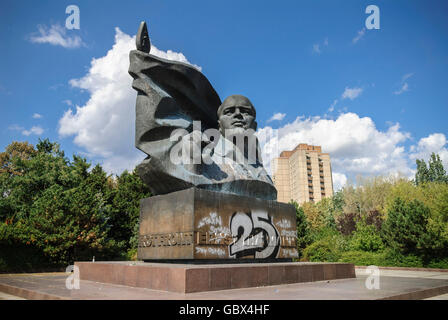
[394,73,413,95]
[9,124,44,136]
[49,83,64,90]
[58,27,202,174]
[30,24,84,49]
[342,87,363,100]
[394,82,408,95]
[62,100,73,106]
[328,99,338,112]
[267,113,286,123]
[22,126,44,136]
[410,133,448,168]
[257,112,414,187]
[402,73,414,81]
[32,113,43,119]
[8,124,24,131]
[352,28,365,44]
[332,172,347,191]
[312,37,328,55]
[149,47,201,71]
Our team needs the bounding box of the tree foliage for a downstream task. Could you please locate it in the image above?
[382,198,432,255]
[1,140,447,270]
[290,200,311,252]
[0,139,150,270]
[415,152,448,185]
[298,153,448,268]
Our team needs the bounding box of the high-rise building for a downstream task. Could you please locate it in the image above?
[272,144,334,204]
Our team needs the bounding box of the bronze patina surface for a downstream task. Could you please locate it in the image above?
[138,188,298,261]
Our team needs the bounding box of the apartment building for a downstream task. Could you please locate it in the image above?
[272,144,334,204]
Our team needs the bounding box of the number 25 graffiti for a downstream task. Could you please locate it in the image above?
[229,210,280,259]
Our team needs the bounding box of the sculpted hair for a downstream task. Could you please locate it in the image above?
[217,95,256,119]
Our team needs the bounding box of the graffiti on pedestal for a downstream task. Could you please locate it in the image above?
[229,210,280,259]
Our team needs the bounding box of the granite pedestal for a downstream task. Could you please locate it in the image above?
[75,189,354,293]
[138,188,298,261]
[75,261,356,293]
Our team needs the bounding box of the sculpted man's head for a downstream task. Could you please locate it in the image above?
[217,95,257,135]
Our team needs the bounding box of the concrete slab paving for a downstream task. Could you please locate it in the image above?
[0,291,26,300]
[425,293,448,300]
[1,267,447,300]
[356,268,448,280]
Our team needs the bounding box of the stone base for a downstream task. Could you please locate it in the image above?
[138,188,298,261]
[75,261,356,293]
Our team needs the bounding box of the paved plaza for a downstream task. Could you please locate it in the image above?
[0,267,447,300]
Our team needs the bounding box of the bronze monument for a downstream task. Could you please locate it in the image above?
[129,21,297,261]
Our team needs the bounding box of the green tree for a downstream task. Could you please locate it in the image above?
[382,197,431,255]
[0,141,36,175]
[0,140,124,269]
[315,197,337,230]
[415,153,447,185]
[64,163,117,262]
[290,201,311,252]
[349,221,384,252]
[300,201,325,230]
[109,170,151,250]
[415,159,430,185]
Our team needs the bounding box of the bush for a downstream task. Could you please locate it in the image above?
[349,222,384,252]
[382,197,432,255]
[0,244,61,273]
[302,234,348,262]
[338,250,388,266]
[302,238,340,262]
[365,210,384,231]
[339,249,448,269]
[290,201,311,252]
[125,248,138,261]
[426,258,448,269]
[383,249,424,268]
[335,212,360,236]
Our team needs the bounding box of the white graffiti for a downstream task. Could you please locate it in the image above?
[197,212,231,242]
[229,210,280,259]
[209,226,231,238]
[208,232,231,244]
[281,248,299,258]
[195,246,226,257]
[196,247,207,254]
[197,212,222,228]
[276,219,291,229]
[281,236,296,247]
[281,230,297,237]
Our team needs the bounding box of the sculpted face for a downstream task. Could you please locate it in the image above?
[217,95,257,134]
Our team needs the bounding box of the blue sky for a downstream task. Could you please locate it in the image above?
[1,0,447,189]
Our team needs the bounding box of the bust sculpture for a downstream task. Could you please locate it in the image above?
[129,22,277,200]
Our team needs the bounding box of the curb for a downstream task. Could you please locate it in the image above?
[379,284,448,300]
[0,283,70,300]
[356,266,448,273]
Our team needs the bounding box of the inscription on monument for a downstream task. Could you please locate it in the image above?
[139,231,297,249]
[139,232,194,248]
[138,209,298,258]
[137,188,298,261]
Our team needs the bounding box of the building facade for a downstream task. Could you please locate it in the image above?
[272,144,334,204]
